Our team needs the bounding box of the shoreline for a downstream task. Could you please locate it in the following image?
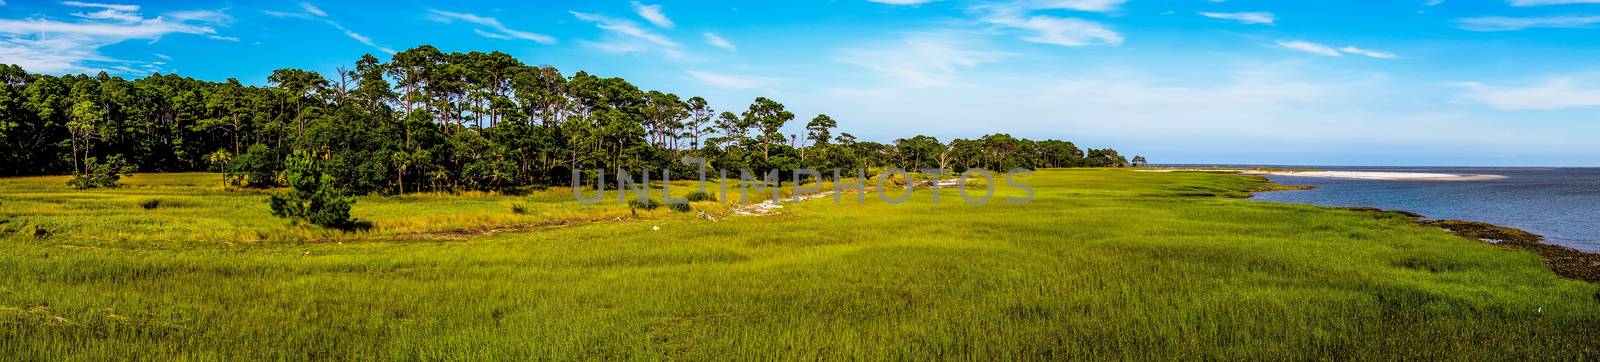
[1241,170,1507,181]
[1247,178,1598,283]
[1140,168,1509,181]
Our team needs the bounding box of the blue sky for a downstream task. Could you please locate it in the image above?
[2,0,1599,166]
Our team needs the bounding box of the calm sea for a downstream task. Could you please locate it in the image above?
[1187,166,1600,252]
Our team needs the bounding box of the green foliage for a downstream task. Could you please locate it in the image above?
[139,199,161,210]
[685,191,717,202]
[0,50,1130,194]
[668,202,692,213]
[627,198,661,211]
[268,151,356,229]
[510,203,528,214]
[230,144,279,188]
[66,155,135,189]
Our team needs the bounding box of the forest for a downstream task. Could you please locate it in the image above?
[0,45,1135,195]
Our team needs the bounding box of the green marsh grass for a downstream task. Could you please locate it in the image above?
[0,169,1596,359]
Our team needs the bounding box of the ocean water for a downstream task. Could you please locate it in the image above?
[1239,167,1600,252]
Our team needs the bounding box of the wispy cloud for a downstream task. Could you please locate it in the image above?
[167,9,233,24]
[631,2,675,29]
[1276,40,1396,59]
[1454,77,1600,110]
[266,2,394,54]
[60,2,138,12]
[1199,11,1275,25]
[703,32,735,51]
[426,10,555,44]
[974,2,1123,47]
[66,2,142,23]
[571,11,681,58]
[1456,15,1600,31]
[1025,0,1126,12]
[1339,46,1397,59]
[686,70,780,91]
[1509,0,1600,6]
[0,2,229,74]
[299,2,327,17]
[867,0,940,4]
[1276,40,1341,57]
[835,31,1010,87]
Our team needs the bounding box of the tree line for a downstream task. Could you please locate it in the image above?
[0,45,1137,194]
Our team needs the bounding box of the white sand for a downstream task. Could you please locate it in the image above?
[1241,170,1506,181]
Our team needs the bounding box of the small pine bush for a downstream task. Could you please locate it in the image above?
[668,202,692,213]
[510,203,529,214]
[139,199,161,210]
[685,191,717,202]
[67,155,136,189]
[269,150,357,229]
[628,198,661,211]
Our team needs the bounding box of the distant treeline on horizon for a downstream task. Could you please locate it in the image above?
[0,45,1139,194]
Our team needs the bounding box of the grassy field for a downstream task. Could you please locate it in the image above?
[1,170,1596,360]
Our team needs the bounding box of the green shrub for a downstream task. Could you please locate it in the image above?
[685,191,717,202]
[230,144,280,188]
[627,198,661,211]
[269,150,357,229]
[67,155,136,189]
[139,199,161,210]
[668,202,692,213]
[510,203,529,214]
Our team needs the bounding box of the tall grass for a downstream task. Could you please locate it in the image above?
[0,170,1595,359]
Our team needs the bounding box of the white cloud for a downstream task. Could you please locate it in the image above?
[974,2,1123,47]
[60,2,138,12]
[991,15,1122,46]
[868,0,940,4]
[299,2,327,17]
[1454,78,1600,110]
[1199,11,1275,25]
[1276,41,1395,59]
[1510,0,1600,6]
[1339,46,1397,59]
[427,10,555,44]
[571,11,681,58]
[835,32,1010,87]
[167,10,232,24]
[1026,0,1126,12]
[265,4,394,54]
[631,2,675,29]
[1456,15,1600,31]
[63,2,142,23]
[686,70,780,91]
[703,32,735,51]
[73,9,141,23]
[1276,40,1341,57]
[0,4,228,74]
[1425,0,1446,5]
